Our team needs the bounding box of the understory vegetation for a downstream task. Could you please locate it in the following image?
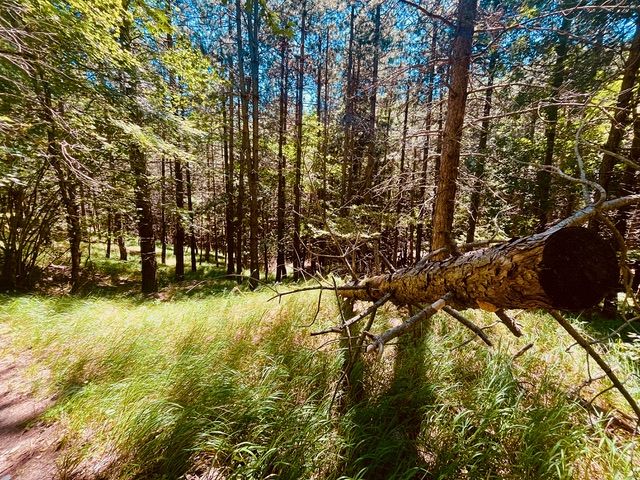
[1,253,639,479]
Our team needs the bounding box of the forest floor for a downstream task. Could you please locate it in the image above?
[0,331,59,480]
[0,251,639,479]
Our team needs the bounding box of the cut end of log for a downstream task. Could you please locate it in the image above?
[539,227,618,310]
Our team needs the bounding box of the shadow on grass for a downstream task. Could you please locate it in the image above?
[71,254,242,300]
[566,309,640,342]
[339,335,435,480]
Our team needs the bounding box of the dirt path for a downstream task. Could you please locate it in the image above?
[0,332,60,480]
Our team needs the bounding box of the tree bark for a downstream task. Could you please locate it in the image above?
[416,27,437,260]
[130,144,157,294]
[247,0,260,288]
[160,155,167,264]
[292,1,306,280]
[174,155,185,280]
[225,16,236,275]
[535,14,571,231]
[276,38,289,281]
[342,226,617,312]
[362,3,381,203]
[466,48,497,243]
[235,0,249,279]
[341,4,356,208]
[186,161,197,273]
[598,14,640,196]
[431,0,477,255]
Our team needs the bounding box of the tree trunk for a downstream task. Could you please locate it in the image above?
[362,3,381,203]
[534,14,571,231]
[186,161,197,273]
[393,85,410,267]
[276,38,289,281]
[466,49,497,243]
[235,0,249,279]
[416,28,437,260]
[130,144,157,294]
[247,0,260,288]
[292,1,306,280]
[161,155,167,264]
[341,4,356,208]
[598,14,640,196]
[114,213,127,260]
[342,226,617,312]
[42,82,82,292]
[431,0,477,255]
[174,156,185,280]
[225,17,236,275]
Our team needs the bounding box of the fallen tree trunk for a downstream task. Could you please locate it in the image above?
[341,226,618,311]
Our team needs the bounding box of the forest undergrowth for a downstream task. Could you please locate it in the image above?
[1,251,639,480]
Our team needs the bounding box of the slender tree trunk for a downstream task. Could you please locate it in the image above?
[235,0,249,279]
[130,144,157,293]
[535,15,571,231]
[114,213,127,260]
[106,211,112,259]
[276,38,289,281]
[42,83,82,292]
[293,1,306,280]
[247,0,260,288]
[393,85,410,267]
[363,3,381,203]
[431,0,477,254]
[161,155,167,264]
[466,49,497,243]
[598,14,640,196]
[174,156,185,280]
[186,161,197,273]
[225,21,236,275]
[416,28,437,259]
[341,4,356,209]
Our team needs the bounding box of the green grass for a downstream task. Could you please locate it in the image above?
[1,259,639,478]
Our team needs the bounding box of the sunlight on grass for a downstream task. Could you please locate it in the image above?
[1,286,638,479]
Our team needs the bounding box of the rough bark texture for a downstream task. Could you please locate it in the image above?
[248,0,260,287]
[292,2,306,280]
[535,14,571,231]
[130,144,157,294]
[276,38,288,282]
[598,14,640,196]
[431,0,477,254]
[341,227,617,311]
[174,156,185,280]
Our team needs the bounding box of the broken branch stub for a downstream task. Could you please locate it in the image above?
[340,227,618,312]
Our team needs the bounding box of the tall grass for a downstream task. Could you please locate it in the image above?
[1,271,638,479]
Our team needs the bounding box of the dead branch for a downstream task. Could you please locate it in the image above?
[442,306,493,346]
[495,309,523,337]
[513,343,534,360]
[549,310,640,423]
[311,293,392,336]
[366,293,453,355]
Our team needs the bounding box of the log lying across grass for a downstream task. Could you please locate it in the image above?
[340,226,618,311]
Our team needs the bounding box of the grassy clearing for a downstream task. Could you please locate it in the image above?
[1,257,639,479]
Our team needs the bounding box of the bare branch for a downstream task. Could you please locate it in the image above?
[399,0,455,28]
[495,309,523,337]
[366,293,453,355]
[549,310,640,422]
[443,306,493,346]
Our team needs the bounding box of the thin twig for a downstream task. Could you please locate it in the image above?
[367,293,453,355]
[443,306,493,346]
